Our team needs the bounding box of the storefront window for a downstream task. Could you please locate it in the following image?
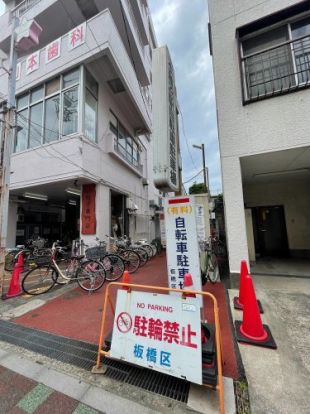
[85,89,97,141]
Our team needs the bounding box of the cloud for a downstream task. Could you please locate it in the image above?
[149,0,222,194]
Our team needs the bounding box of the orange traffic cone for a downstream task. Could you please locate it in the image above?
[122,270,130,291]
[6,252,24,298]
[183,273,196,297]
[234,260,263,313]
[235,275,276,349]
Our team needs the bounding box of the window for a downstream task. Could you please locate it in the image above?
[84,69,98,141]
[109,112,141,168]
[14,65,99,151]
[240,15,310,102]
[15,67,81,152]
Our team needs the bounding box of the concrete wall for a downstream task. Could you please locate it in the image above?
[209,0,310,272]
[244,179,310,253]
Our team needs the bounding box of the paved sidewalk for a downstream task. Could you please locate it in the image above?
[0,365,103,414]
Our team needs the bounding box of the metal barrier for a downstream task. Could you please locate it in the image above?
[95,282,225,414]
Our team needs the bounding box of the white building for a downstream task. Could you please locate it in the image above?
[0,0,163,247]
[209,0,310,275]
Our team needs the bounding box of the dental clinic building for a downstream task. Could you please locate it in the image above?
[0,0,163,247]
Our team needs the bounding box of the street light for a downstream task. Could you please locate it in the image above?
[192,143,208,193]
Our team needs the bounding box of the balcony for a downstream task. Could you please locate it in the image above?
[241,33,310,103]
[10,0,42,20]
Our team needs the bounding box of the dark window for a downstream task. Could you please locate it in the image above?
[240,15,310,102]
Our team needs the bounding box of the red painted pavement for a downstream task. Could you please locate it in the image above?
[14,253,239,379]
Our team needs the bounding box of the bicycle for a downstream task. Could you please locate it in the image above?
[5,238,51,272]
[22,241,106,295]
[107,236,141,273]
[81,239,125,281]
[199,240,220,284]
[120,236,149,267]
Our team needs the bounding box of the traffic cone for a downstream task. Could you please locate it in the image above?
[183,273,196,297]
[234,260,263,313]
[235,274,276,348]
[122,270,130,291]
[6,252,24,298]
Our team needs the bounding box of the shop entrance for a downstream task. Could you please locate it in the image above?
[110,191,128,238]
[15,200,80,246]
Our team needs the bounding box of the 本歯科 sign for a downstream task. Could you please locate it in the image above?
[164,196,202,301]
[110,290,202,384]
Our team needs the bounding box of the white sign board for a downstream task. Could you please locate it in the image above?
[159,211,166,247]
[164,196,202,304]
[45,38,61,63]
[152,46,179,192]
[110,290,202,384]
[68,23,86,50]
[196,204,206,242]
[26,51,40,75]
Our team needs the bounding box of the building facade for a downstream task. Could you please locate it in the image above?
[209,0,310,274]
[0,0,162,247]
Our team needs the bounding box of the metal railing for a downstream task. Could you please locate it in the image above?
[242,33,310,102]
[11,0,42,20]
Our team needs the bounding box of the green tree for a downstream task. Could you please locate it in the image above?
[189,182,207,194]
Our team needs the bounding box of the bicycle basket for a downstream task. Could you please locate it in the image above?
[85,246,106,260]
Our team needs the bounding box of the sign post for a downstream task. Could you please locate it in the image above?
[164,196,202,303]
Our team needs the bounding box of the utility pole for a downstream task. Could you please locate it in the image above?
[193,143,208,193]
[0,16,18,297]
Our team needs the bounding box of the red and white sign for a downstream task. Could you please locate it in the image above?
[164,196,202,304]
[26,51,40,75]
[45,38,61,63]
[110,290,202,384]
[68,23,86,50]
[16,62,21,81]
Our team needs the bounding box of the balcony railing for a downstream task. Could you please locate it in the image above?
[242,33,310,102]
[11,0,41,20]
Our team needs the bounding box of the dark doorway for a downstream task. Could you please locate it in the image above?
[110,191,128,237]
[252,206,289,257]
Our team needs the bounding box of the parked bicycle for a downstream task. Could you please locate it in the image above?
[5,238,51,272]
[107,236,141,273]
[76,238,125,281]
[199,239,220,284]
[22,241,106,295]
[120,236,149,267]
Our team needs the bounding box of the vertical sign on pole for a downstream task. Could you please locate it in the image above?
[195,204,206,243]
[164,196,202,304]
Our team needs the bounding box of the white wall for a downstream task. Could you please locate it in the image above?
[244,179,310,252]
[209,0,310,271]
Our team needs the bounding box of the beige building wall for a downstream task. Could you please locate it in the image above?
[245,209,255,263]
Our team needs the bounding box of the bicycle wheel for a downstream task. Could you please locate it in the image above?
[22,265,57,295]
[150,243,157,257]
[135,247,148,267]
[121,249,140,273]
[141,244,154,259]
[208,254,220,283]
[102,254,124,281]
[77,260,106,292]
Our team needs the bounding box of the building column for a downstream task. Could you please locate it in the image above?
[221,156,249,274]
[80,183,110,246]
[7,201,17,248]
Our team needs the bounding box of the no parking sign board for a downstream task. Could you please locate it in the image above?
[110,290,202,384]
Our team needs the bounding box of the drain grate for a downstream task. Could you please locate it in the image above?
[0,320,189,402]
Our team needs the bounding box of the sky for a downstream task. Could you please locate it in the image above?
[0,0,221,194]
[148,0,221,195]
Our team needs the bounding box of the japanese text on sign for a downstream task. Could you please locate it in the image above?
[164,197,202,304]
[110,290,202,384]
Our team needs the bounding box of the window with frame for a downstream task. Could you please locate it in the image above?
[14,66,99,151]
[240,15,310,102]
[109,112,141,168]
